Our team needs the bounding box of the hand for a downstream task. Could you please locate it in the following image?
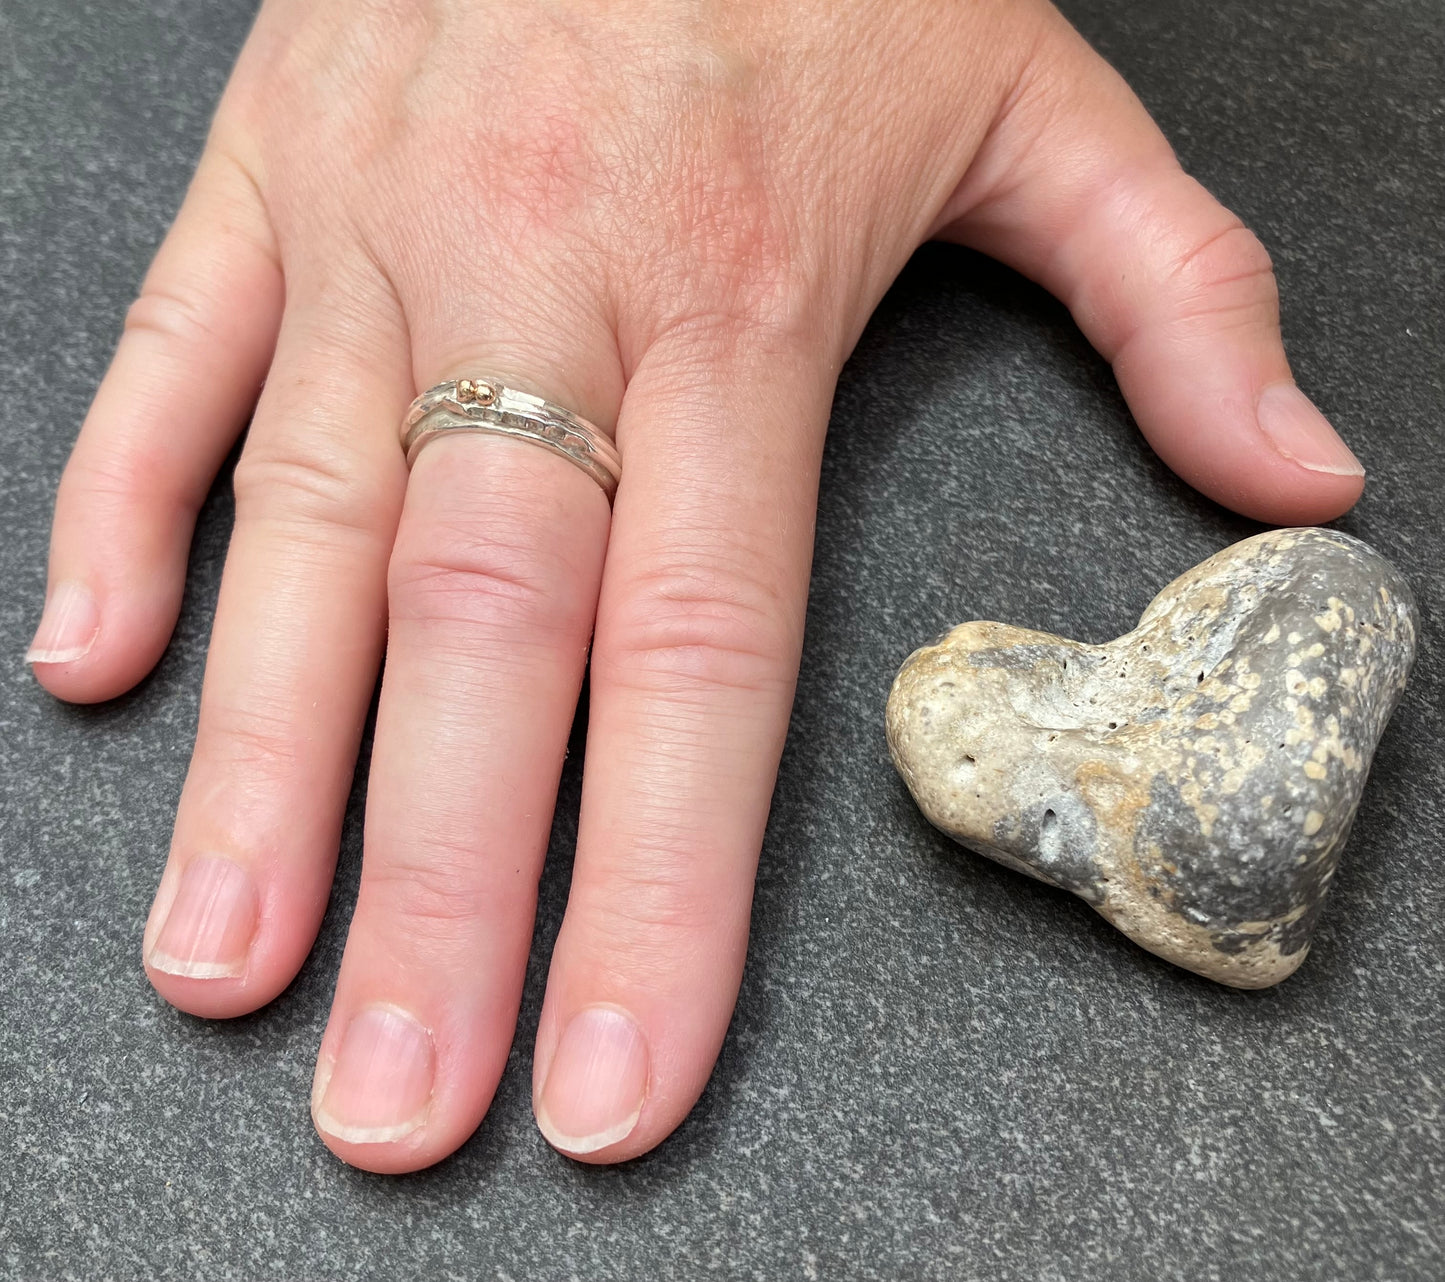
[28,0,1363,1173]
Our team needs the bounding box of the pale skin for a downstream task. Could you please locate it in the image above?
[29,0,1364,1174]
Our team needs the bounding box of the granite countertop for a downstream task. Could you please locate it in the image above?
[2,0,1441,1278]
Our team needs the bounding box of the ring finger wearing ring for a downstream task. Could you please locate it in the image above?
[309,368,616,1173]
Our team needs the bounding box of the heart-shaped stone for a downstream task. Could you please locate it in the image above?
[886,528,1417,987]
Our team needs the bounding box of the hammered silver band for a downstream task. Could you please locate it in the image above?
[401,377,621,503]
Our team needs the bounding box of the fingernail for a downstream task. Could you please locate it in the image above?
[312,1005,435,1145]
[147,854,259,979]
[26,580,99,664]
[535,1004,649,1155]
[1256,383,1365,477]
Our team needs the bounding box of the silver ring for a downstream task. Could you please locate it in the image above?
[401,377,621,503]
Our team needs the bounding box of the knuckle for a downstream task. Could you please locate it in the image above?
[123,285,224,352]
[388,514,586,643]
[598,864,722,938]
[571,846,746,971]
[601,560,795,697]
[660,173,796,326]
[232,434,389,540]
[199,700,303,778]
[481,101,595,240]
[1167,221,1279,311]
[634,120,810,348]
[360,851,519,954]
[60,449,183,517]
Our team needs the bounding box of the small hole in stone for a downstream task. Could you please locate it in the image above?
[1197,671,1206,683]
[1108,722,1118,730]
[1039,808,1061,863]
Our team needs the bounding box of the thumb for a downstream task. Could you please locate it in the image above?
[937,4,1364,525]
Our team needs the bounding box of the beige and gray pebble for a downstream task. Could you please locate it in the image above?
[886,528,1418,987]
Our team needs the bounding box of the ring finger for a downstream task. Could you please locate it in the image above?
[309,329,623,1172]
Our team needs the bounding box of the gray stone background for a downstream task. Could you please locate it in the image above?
[1,0,1440,1278]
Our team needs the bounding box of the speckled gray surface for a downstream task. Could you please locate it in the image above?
[1,0,1441,1279]
[887,529,1420,988]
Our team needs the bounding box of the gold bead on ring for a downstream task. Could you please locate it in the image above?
[400,377,620,502]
